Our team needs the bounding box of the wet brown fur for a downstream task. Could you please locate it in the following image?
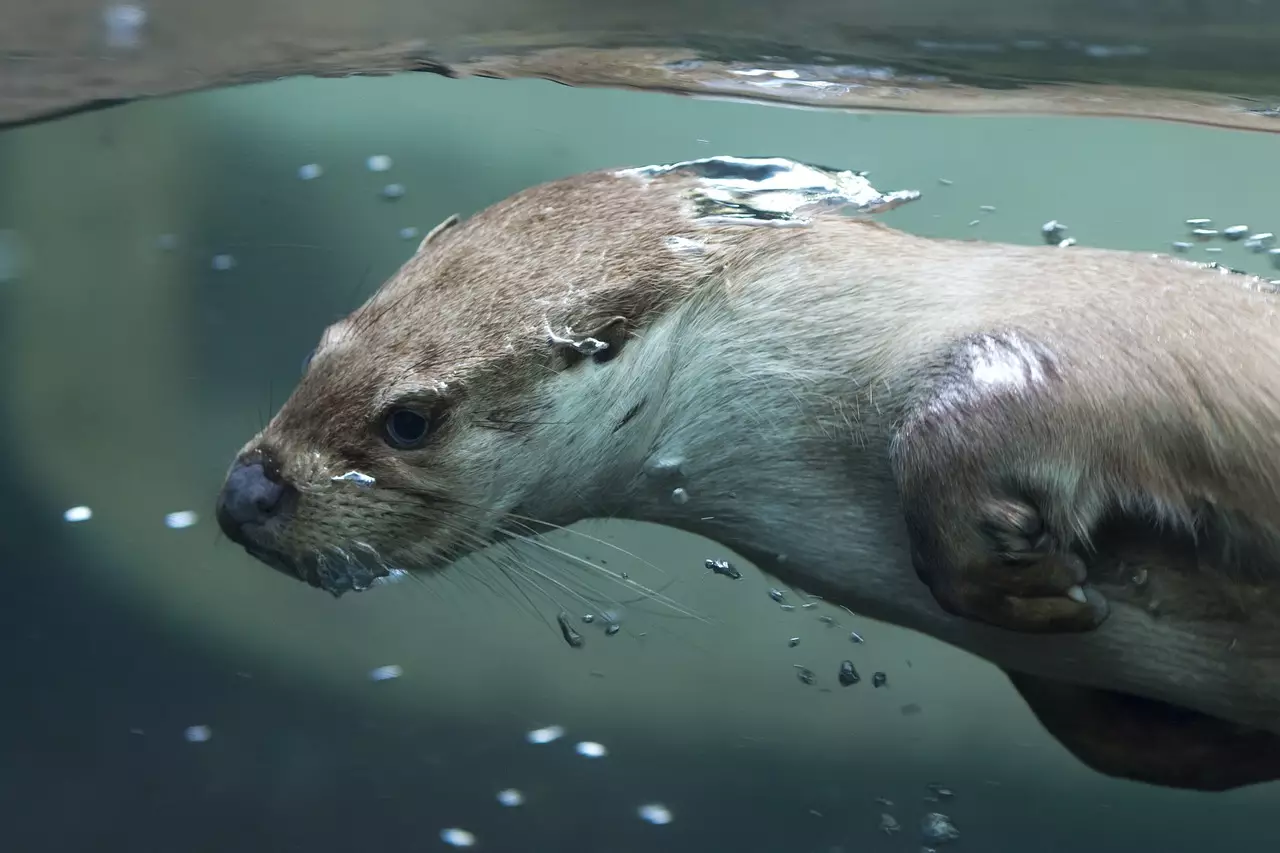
[223,163,1280,792]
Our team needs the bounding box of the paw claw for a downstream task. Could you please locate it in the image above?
[1066,584,1087,604]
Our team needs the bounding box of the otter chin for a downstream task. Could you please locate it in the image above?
[218,156,1280,792]
[216,448,389,595]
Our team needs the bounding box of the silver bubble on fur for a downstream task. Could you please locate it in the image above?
[618,156,920,227]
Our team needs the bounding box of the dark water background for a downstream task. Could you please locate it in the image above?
[1,74,1278,851]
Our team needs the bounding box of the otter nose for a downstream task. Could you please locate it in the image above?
[216,454,292,543]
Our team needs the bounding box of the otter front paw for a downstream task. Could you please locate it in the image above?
[906,495,1110,633]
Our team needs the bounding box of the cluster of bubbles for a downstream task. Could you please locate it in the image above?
[706,558,891,692]
[877,784,961,848]
[171,681,675,848]
[146,153,418,273]
[432,723,673,846]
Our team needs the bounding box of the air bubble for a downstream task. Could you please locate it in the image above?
[297,163,323,181]
[526,725,565,744]
[704,558,741,579]
[381,183,406,200]
[211,254,236,271]
[163,510,198,529]
[664,235,707,255]
[557,612,585,648]
[920,812,960,843]
[368,664,403,682]
[496,788,525,807]
[638,803,673,825]
[644,456,685,477]
[183,725,211,743]
[102,4,147,49]
[332,470,376,487]
[399,226,420,240]
[63,506,93,523]
[366,155,392,172]
[671,487,689,504]
[575,741,607,758]
[838,660,860,685]
[1246,232,1276,252]
[1040,220,1067,244]
[165,507,197,527]
[439,828,476,848]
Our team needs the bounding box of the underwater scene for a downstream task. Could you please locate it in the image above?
[2,68,1279,851]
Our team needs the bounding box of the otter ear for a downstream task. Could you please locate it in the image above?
[416,214,460,254]
[548,315,629,368]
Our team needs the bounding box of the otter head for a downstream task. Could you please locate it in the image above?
[214,166,717,595]
[214,156,918,594]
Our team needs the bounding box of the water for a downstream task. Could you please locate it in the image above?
[1,73,1277,851]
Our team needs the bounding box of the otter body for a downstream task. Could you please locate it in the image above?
[216,157,1280,791]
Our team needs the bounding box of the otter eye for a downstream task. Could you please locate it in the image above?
[383,408,432,449]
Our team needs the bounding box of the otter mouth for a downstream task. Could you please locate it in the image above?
[249,543,392,598]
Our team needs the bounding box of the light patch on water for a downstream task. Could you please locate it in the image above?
[163,510,198,529]
[63,506,93,523]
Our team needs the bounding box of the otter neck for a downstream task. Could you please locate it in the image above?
[510,281,939,628]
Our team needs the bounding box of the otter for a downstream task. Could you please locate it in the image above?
[216,156,1280,792]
